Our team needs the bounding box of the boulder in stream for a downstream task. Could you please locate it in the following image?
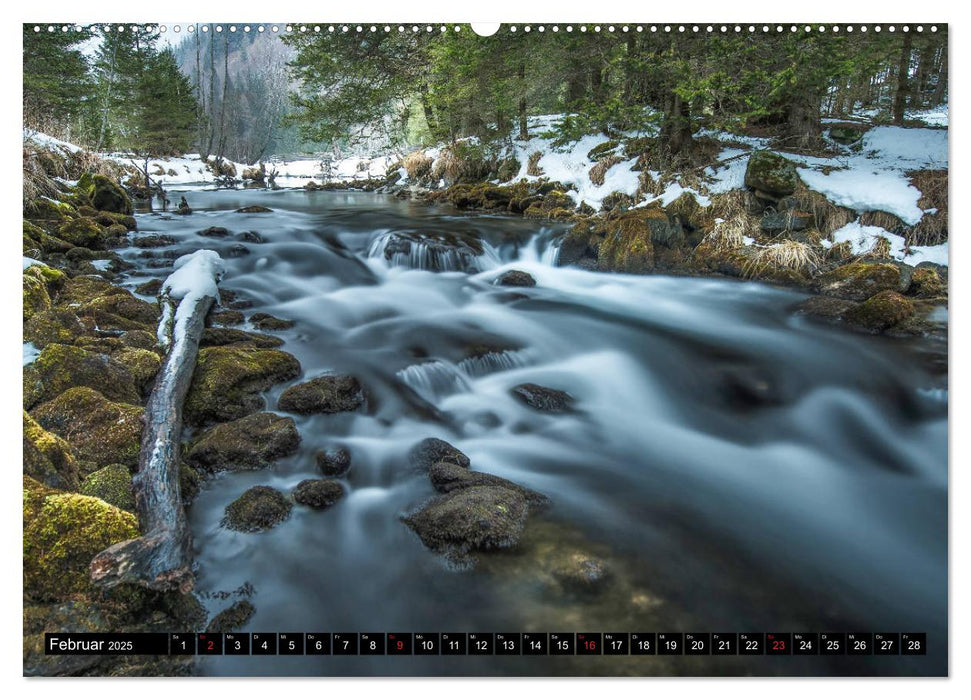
[316,447,352,476]
[495,270,536,288]
[292,479,345,509]
[408,437,470,472]
[185,412,300,472]
[510,383,575,413]
[223,486,292,532]
[277,374,364,414]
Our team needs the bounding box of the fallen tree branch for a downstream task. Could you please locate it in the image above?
[91,250,224,592]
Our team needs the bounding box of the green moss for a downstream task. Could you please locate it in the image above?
[25,197,77,222]
[114,348,162,394]
[32,387,144,470]
[813,262,903,301]
[623,136,654,159]
[23,343,139,409]
[843,290,916,332]
[587,140,620,161]
[57,217,109,249]
[222,486,292,532]
[24,309,90,349]
[185,412,300,472]
[909,267,947,298]
[596,209,680,273]
[54,276,122,307]
[184,347,302,425]
[23,411,79,491]
[78,292,157,333]
[744,150,799,198]
[80,464,135,512]
[88,174,133,215]
[23,475,139,602]
[23,270,52,322]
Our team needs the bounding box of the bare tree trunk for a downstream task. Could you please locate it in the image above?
[217,32,230,159]
[90,279,219,593]
[194,24,208,158]
[143,157,153,213]
[419,82,438,137]
[930,44,948,106]
[517,60,528,140]
[206,27,216,157]
[893,32,914,125]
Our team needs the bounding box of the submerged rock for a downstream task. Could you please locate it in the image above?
[32,387,144,470]
[185,412,300,472]
[408,437,470,472]
[206,600,255,633]
[316,447,352,477]
[223,486,292,532]
[23,476,139,601]
[23,343,139,409]
[237,231,265,244]
[510,383,575,413]
[249,312,295,331]
[80,464,135,512]
[292,479,346,509]
[552,553,611,596]
[495,270,536,287]
[183,347,301,425]
[23,411,79,491]
[236,205,273,213]
[277,374,364,414]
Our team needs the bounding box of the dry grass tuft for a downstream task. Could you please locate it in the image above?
[22,143,62,207]
[588,155,623,186]
[403,150,434,180]
[863,235,893,259]
[790,183,856,234]
[701,218,749,252]
[908,169,948,246]
[527,151,544,177]
[743,240,820,278]
[858,210,907,234]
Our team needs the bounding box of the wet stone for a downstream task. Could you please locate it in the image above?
[316,447,351,477]
[292,479,345,509]
[277,374,363,414]
[510,383,575,413]
[198,226,231,238]
[408,437,470,472]
[495,270,537,288]
[185,412,300,472]
[249,312,295,331]
[222,486,292,532]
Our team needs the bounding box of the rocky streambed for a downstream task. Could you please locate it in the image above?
[23,182,947,676]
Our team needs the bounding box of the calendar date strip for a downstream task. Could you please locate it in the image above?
[45,632,927,656]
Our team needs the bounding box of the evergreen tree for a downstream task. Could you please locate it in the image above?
[22,24,92,133]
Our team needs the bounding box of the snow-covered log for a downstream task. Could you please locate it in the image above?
[90,250,224,592]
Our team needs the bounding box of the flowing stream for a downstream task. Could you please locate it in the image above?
[120,189,947,676]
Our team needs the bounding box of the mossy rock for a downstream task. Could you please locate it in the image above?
[80,464,135,512]
[292,479,345,509]
[402,485,535,556]
[249,312,295,331]
[744,151,799,198]
[408,437,470,473]
[842,291,916,332]
[25,197,77,222]
[114,348,162,395]
[208,309,245,326]
[86,174,133,215]
[428,462,549,506]
[223,486,292,532]
[179,463,203,506]
[57,217,111,250]
[135,279,163,296]
[828,125,866,145]
[908,267,947,298]
[23,343,139,409]
[120,329,160,351]
[185,412,300,472]
[587,140,620,161]
[184,347,302,425]
[79,292,158,332]
[813,262,904,301]
[557,218,603,267]
[495,270,536,287]
[32,387,144,470]
[277,374,364,415]
[54,275,124,307]
[623,136,654,159]
[200,327,285,349]
[23,269,52,323]
[23,411,79,491]
[510,383,575,413]
[23,309,90,349]
[23,475,139,602]
[94,210,138,231]
[236,205,273,213]
[597,209,676,273]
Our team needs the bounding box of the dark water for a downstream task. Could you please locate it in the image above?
[121,189,947,676]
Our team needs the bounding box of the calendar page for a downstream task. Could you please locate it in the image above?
[22,20,948,678]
